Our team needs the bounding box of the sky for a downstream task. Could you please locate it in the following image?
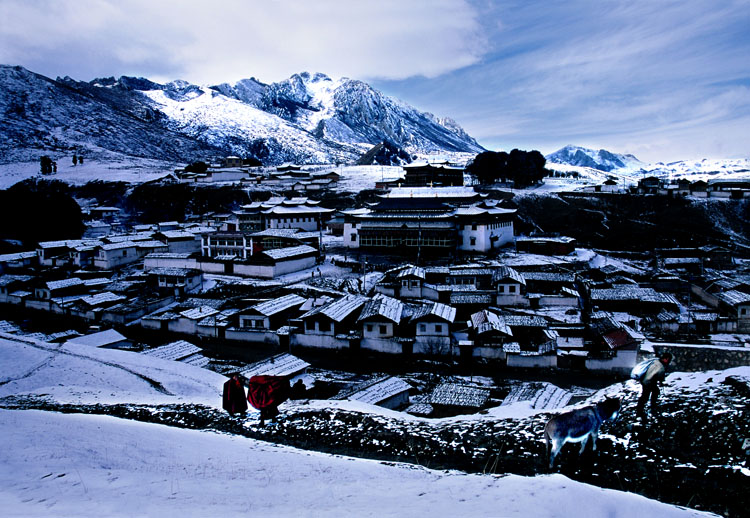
[1,0,749,163]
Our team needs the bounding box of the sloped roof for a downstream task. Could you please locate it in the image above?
[428,383,490,408]
[66,329,127,347]
[300,294,368,322]
[357,294,403,324]
[142,340,201,361]
[250,294,306,317]
[717,290,750,306]
[337,376,411,405]
[180,306,220,320]
[410,302,457,323]
[80,292,126,306]
[397,266,425,280]
[46,277,84,290]
[240,353,310,378]
[492,266,525,285]
[262,245,317,261]
[470,310,512,336]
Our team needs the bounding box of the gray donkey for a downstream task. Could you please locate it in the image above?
[544,397,621,468]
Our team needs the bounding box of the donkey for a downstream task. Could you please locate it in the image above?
[543,397,621,468]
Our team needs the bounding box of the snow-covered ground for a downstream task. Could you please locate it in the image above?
[0,332,717,517]
[0,157,178,189]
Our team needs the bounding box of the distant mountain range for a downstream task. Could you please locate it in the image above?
[546,145,750,182]
[0,65,483,165]
[546,145,643,172]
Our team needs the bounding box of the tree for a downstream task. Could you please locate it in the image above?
[0,179,84,245]
[39,156,53,175]
[466,149,549,188]
[184,161,208,174]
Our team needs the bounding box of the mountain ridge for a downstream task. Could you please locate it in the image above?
[0,65,482,165]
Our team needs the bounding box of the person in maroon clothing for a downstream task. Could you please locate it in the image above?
[222,373,248,415]
[246,375,290,426]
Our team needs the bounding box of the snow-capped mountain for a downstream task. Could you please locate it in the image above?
[0,65,483,166]
[546,145,643,172]
[642,158,750,180]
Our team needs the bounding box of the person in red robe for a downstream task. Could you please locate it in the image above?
[246,375,290,425]
[222,373,248,415]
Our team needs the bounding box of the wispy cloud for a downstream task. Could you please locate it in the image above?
[0,0,486,83]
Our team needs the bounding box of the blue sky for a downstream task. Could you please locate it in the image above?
[1,0,748,162]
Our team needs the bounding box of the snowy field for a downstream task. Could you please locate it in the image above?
[0,332,725,516]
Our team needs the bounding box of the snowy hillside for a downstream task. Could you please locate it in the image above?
[0,65,482,167]
[0,333,718,517]
[642,157,750,181]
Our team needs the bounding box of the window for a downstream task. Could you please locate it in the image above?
[435,324,442,333]
[472,224,478,231]
[509,285,516,293]
[122,250,127,257]
[498,285,505,293]
[318,320,331,332]
[470,237,476,246]
[379,325,387,334]
[742,308,748,316]
[366,324,373,332]
[419,324,426,333]
[351,234,357,241]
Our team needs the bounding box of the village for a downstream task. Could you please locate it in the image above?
[1,159,750,417]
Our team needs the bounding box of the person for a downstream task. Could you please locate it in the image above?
[634,352,672,417]
[246,375,290,426]
[222,373,248,415]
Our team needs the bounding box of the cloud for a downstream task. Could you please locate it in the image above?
[382,0,750,162]
[0,0,486,83]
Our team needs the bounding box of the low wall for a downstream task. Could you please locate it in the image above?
[651,342,750,371]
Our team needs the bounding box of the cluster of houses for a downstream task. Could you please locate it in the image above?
[172,160,341,192]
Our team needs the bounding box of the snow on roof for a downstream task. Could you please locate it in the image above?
[396,266,425,280]
[357,294,403,324]
[450,293,494,305]
[66,329,127,348]
[158,230,197,240]
[263,205,333,215]
[240,353,310,378]
[492,266,525,285]
[251,294,306,316]
[180,306,220,320]
[503,314,549,327]
[145,252,193,259]
[262,245,317,261]
[337,376,412,405]
[180,354,210,368]
[410,302,457,323]
[100,241,137,251]
[250,228,301,238]
[0,251,37,262]
[522,272,576,283]
[142,340,202,361]
[301,294,368,322]
[428,383,490,408]
[46,277,84,290]
[590,287,675,304]
[0,274,33,287]
[147,267,200,277]
[81,292,126,306]
[383,187,478,198]
[716,289,750,306]
[470,310,512,336]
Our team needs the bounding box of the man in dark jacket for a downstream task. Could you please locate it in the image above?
[635,352,672,417]
[222,373,248,415]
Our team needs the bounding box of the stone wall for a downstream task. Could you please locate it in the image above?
[651,343,750,371]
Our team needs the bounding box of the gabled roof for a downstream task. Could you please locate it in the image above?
[336,376,412,405]
[240,353,310,378]
[300,294,368,322]
[46,277,84,290]
[492,266,525,285]
[250,294,305,317]
[717,289,750,306]
[428,383,490,408]
[180,306,220,320]
[262,245,317,261]
[66,329,127,347]
[410,302,457,323]
[397,265,426,280]
[142,340,201,361]
[470,310,512,336]
[357,294,403,324]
